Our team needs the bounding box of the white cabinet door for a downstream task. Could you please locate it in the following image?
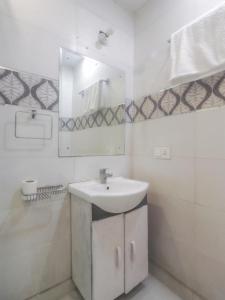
[92,215,124,300]
[125,205,148,293]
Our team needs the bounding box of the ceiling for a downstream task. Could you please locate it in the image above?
[114,0,148,12]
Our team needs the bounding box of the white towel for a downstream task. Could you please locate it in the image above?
[170,2,225,86]
[84,81,101,113]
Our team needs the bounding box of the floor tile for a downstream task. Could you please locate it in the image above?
[59,276,183,300]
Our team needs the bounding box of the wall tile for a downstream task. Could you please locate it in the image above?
[130,112,195,158]
[0,2,133,300]
[131,156,195,204]
[0,67,59,112]
[193,251,225,300]
[130,69,225,124]
[59,105,126,132]
[38,236,71,292]
[139,96,158,119]
[73,155,129,181]
[2,63,225,130]
[195,106,225,159]
[0,69,12,105]
[0,245,41,300]
[149,197,194,244]
[150,234,195,289]
[195,158,225,211]
[194,205,225,265]
[0,198,70,257]
[11,71,31,107]
[212,70,225,107]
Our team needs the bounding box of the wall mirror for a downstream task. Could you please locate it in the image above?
[58,48,126,157]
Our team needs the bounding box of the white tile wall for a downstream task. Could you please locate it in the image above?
[133,3,225,299]
[0,0,133,299]
[130,107,225,300]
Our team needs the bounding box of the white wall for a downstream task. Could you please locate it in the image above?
[132,1,225,300]
[134,0,225,99]
[0,1,133,299]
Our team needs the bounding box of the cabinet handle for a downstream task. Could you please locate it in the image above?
[115,246,121,268]
[130,241,136,261]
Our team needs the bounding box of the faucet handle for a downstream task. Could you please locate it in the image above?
[99,168,112,176]
[100,168,107,174]
[106,170,113,177]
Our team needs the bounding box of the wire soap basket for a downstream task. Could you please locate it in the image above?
[21,184,67,201]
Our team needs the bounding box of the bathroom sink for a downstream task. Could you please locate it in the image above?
[69,177,149,213]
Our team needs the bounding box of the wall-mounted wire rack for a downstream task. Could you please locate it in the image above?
[21,184,67,201]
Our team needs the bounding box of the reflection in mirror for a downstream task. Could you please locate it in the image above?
[58,48,126,157]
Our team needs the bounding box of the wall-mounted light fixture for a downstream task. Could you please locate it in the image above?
[96,29,114,49]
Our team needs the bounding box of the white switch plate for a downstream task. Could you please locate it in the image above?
[153,147,161,158]
[160,147,171,159]
[153,146,171,160]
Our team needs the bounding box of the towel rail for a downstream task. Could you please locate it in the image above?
[79,79,110,97]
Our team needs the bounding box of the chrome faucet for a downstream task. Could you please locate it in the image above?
[99,168,113,184]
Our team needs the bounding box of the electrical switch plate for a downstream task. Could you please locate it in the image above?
[153,147,171,160]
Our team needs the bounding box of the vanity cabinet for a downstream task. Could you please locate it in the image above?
[71,195,148,300]
[92,215,124,300]
[124,206,148,293]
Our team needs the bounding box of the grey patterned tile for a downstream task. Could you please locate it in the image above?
[11,71,31,107]
[30,74,48,109]
[180,80,212,112]
[0,67,60,111]
[180,82,196,113]
[59,118,66,131]
[75,117,81,130]
[59,118,75,131]
[114,104,125,124]
[80,116,88,129]
[140,96,157,120]
[95,111,104,127]
[66,118,76,131]
[154,91,165,118]
[3,64,225,128]
[194,79,212,109]
[0,69,12,105]
[104,108,115,125]
[47,80,59,111]
[198,74,215,109]
[125,101,139,123]
[168,86,181,115]
[87,114,95,128]
[158,90,171,116]
[212,70,225,107]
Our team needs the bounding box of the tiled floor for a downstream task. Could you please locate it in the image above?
[60,276,183,300]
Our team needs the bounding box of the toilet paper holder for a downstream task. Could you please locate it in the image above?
[21,184,66,201]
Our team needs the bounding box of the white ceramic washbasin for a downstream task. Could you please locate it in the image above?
[69,177,149,213]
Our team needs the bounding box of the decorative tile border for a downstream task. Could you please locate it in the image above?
[0,67,59,111]
[1,65,225,129]
[59,104,126,131]
[127,70,225,123]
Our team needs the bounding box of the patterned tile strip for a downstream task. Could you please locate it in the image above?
[2,66,225,130]
[127,70,225,124]
[0,67,59,111]
[59,104,126,131]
